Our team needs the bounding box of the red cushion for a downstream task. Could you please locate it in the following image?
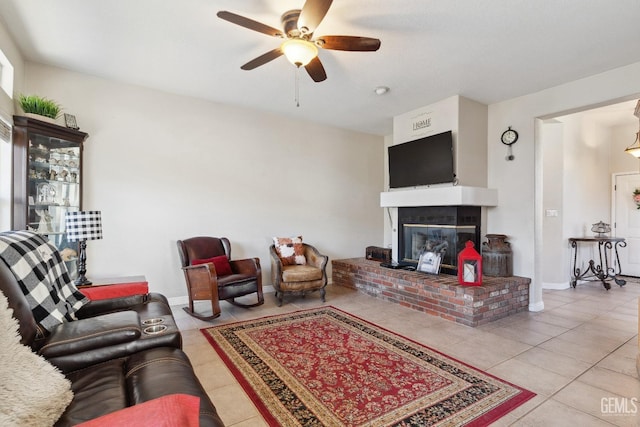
[80,282,149,301]
[191,255,233,276]
[76,394,200,427]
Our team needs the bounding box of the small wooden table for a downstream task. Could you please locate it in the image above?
[568,237,626,290]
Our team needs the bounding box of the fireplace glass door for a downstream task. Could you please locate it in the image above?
[402,224,477,271]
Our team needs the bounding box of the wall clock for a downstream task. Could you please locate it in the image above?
[501,126,518,161]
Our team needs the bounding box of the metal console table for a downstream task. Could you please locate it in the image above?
[568,237,626,290]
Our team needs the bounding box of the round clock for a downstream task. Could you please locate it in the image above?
[501,127,518,146]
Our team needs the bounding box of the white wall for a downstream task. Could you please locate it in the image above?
[540,120,565,285]
[488,62,640,311]
[560,116,611,238]
[17,63,385,299]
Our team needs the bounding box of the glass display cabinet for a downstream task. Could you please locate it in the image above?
[11,115,89,276]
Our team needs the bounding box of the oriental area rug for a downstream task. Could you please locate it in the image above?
[201,307,535,426]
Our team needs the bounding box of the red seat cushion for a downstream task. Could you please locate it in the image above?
[191,255,233,276]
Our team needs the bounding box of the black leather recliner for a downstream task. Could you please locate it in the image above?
[0,258,224,426]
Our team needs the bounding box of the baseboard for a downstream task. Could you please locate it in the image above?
[542,281,571,290]
[528,300,544,312]
[168,295,189,306]
[167,285,276,307]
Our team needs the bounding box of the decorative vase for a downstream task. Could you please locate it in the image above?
[482,234,513,277]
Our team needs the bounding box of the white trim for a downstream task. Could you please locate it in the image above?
[528,300,544,312]
[380,186,498,207]
[168,295,189,306]
[542,281,571,290]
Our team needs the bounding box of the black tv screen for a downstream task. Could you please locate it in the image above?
[388,130,455,188]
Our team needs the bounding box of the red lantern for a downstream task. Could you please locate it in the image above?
[458,241,482,286]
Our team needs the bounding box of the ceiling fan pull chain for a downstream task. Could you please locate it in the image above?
[295,67,301,107]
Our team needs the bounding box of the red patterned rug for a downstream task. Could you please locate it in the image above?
[201,307,535,426]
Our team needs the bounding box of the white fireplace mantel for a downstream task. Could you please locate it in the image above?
[380,186,498,207]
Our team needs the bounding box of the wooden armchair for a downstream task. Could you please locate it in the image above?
[269,239,328,306]
[176,236,263,320]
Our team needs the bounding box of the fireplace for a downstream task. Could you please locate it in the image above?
[398,206,481,275]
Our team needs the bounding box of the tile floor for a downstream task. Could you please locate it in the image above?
[172,279,640,426]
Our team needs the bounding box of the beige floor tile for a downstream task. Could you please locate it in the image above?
[227,416,269,427]
[515,346,592,379]
[485,324,553,346]
[578,366,640,398]
[529,311,584,329]
[509,317,571,338]
[193,360,238,390]
[205,383,261,426]
[538,336,615,364]
[552,380,628,420]
[512,398,615,426]
[488,394,547,426]
[487,358,573,397]
[438,340,515,371]
[597,353,639,378]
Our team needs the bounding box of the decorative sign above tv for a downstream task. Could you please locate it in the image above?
[388,130,455,189]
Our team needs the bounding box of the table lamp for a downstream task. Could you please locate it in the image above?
[65,210,102,286]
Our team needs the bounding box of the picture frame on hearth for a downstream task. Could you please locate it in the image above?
[417,251,441,275]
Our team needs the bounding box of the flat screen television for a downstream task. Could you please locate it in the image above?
[388,130,455,189]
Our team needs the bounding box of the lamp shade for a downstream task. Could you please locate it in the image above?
[65,211,103,242]
[281,39,318,67]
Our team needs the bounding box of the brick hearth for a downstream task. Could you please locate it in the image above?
[332,258,530,327]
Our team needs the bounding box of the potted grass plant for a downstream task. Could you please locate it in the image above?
[18,94,62,124]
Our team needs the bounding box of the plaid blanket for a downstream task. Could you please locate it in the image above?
[0,230,88,332]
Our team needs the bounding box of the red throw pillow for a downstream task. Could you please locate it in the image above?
[191,255,233,276]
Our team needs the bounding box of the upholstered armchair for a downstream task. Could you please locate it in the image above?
[270,238,328,306]
[176,236,263,320]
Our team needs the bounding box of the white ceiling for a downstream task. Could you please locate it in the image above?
[1,0,640,135]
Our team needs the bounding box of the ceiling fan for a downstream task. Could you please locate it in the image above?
[217,0,381,83]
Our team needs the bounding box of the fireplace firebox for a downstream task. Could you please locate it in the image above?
[398,206,481,275]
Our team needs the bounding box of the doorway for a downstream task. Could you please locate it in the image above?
[538,98,640,289]
[614,172,640,277]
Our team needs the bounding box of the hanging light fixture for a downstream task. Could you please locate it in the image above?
[281,39,318,67]
[625,131,640,158]
[624,100,640,158]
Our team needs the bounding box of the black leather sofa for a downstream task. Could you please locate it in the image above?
[0,259,225,426]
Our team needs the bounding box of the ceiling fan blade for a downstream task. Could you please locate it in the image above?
[298,0,333,34]
[217,11,283,38]
[317,36,381,51]
[241,48,284,70]
[305,56,327,82]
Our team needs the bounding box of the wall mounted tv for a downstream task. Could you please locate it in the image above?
[388,130,455,189]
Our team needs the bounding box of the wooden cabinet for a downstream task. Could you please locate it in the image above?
[11,115,89,265]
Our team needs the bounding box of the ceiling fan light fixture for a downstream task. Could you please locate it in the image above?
[281,39,318,67]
